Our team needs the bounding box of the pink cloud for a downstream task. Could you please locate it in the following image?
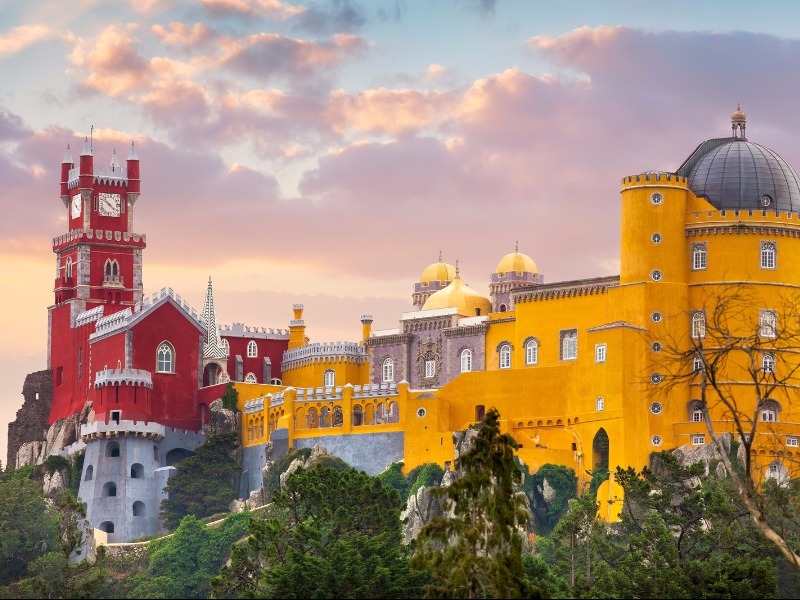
[201,0,304,20]
[152,22,216,48]
[0,24,62,57]
[69,25,151,96]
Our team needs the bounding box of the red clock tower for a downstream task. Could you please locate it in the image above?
[49,138,146,422]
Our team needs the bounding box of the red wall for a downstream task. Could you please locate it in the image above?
[224,336,287,382]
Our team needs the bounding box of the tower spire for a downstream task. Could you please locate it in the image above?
[202,277,227,359]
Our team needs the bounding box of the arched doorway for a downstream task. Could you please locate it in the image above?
[203,362,222,387]
[592,428,609,471]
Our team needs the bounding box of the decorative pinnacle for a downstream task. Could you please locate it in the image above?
[455,260,460,279]
[438,249,442,262]
[515,240,519,253]
[127,141,138,161]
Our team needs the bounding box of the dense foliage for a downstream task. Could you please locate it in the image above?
[220,382,240,413]
[377,461,445,503]
[413,408,542,599]
[521,462,577,534]
[215,465,428,599]
[160,432,240,530]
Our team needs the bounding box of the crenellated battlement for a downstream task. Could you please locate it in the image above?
[80,419,166,442]
[686,208,800,231]
[74,306,104,328]
[53,228,146,250]
[621,171,688,189]
[220,322,289,339]
[282,341,368,371]
[94,368,153,389]
[243,381,400,414]
[67,164,130,188]
[90,287,205,340]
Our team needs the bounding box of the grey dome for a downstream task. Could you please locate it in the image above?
[677,137,800,212]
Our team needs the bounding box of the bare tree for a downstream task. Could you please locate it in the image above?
[653,284,800,567]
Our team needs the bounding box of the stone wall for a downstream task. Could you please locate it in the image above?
[6,370,52,468]
[294,431,404,475]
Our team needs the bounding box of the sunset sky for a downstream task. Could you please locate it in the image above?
[4,0,800,462]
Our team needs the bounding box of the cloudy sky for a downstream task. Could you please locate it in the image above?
[3,0,800,461]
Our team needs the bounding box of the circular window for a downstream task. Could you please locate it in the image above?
[651,312,662,323]
[651,193,663,205]
[651,435,663,446]
[651,341,662,352]
[651,233,662,244]
[650,402,663,415]
[650,270,663,282]
[416,407,426,419]
[761,194,772,207]
[650,372,663,385]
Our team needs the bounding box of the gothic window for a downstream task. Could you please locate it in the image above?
[499,343,511,369]
[560,329,578,361]
[247,340,258,358]
[244,372,257,383]
[596,397,605,411]
[460,349,473,373]
[221,339,230,356]
[760,400,781,422]
[324,369,335,387]
[761,241,777,270]
[156,342,174,373]
[689,400,704,422]
[382,357,395,382]
[524,338,539,366]
[691,311,706,339]
[692,354,703,373]
[760,310,777,338]
[65,257,73,278]
[691,242,707,271]
[763,353,775,373]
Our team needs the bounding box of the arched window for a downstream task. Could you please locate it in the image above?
[596,397,605,411]
[760,400,781,422]
[333,406,343,427]
[156,342,174,373]
[105,260,112,278]
[244,372,257,383]
[84,465,93,481]
[132,501,145,517]
[102,482,117,497]
[460,349,472,373]
[691,243,707,271]
[524,339,538,366]
[691,311,706,339]
[499,343,511,369]
[130,463,144,479]
[763,353,775,373]
[761,241,777,269]
[106,441,120,457]
[382,357,395,382]
[65,257,73,278]
[99,521,114,534]
[760,310,777,339]
[352,405,363,426]
[247,340,258,358]
[221,339,230,357]
[388,402,399,423]
[153,445,159,462]
[692,354,703,373]
[324,369,335,387]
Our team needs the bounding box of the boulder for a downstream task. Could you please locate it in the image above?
[204,399,241,437]
[42,467,69,497]
[401,485,444,544]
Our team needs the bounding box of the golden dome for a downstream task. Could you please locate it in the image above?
[496,250,537,276]
[422,276,492,316]
[731,103,747,123]
[420,258,456,285]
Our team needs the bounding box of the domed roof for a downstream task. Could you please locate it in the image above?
[422,275,492,317]
[496,248,537,275]
[420,254,456,285]
[677,110,800,212]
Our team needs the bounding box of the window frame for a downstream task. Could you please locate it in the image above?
[596,397,605,411]
[691,311,706,339]
[691,242,707,271]
[498,343,512,369]
[691,434,706,446]
[760,241,777,270]
[382,357,395,382]
[246,340,258,358]
[460,349,473,373]
[759,309,777,339]
[560,329,578,361]
[524,338,539,366]
[244,372,257,383]
[763,353,775,373]
[156,341,175,373]
[425,359,436,378]
[595,343,607,364]
[324,369,335,387]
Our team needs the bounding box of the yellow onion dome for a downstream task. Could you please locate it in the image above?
[420,259,456,285]
[496,250,538,276]
[422,276,492,317]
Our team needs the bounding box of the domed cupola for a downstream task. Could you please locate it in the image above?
[677,107,800,212]
[412,252,457,310]
[422,264,492,317]
[490,242,543,313]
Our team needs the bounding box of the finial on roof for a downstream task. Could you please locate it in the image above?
[515,240,519,253]
[62,143,73,164]
[127,140,138,161]
[109,148,121,171]
[455,260,460,279]
[438,249,442,263]
[731,104,747,140]
[80,136,92,156]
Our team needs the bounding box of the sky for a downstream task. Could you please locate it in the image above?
[4,0,800,463]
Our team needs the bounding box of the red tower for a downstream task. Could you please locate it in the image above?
[49,139,146,422]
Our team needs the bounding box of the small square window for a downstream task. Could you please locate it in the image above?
[787,436,799,448]
[691,434,705,446]
[595,344,606,363]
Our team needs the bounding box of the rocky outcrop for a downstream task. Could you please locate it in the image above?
[7,370,52,468]
[400,485,444,544]
[279,443,333,488]
[15,403,90,469]
[671,432,746,477]
[203,399,241,438]
[42,468,70,497]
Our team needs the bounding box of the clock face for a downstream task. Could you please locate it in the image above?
[71,194,82,219]
[98,193,121,217]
